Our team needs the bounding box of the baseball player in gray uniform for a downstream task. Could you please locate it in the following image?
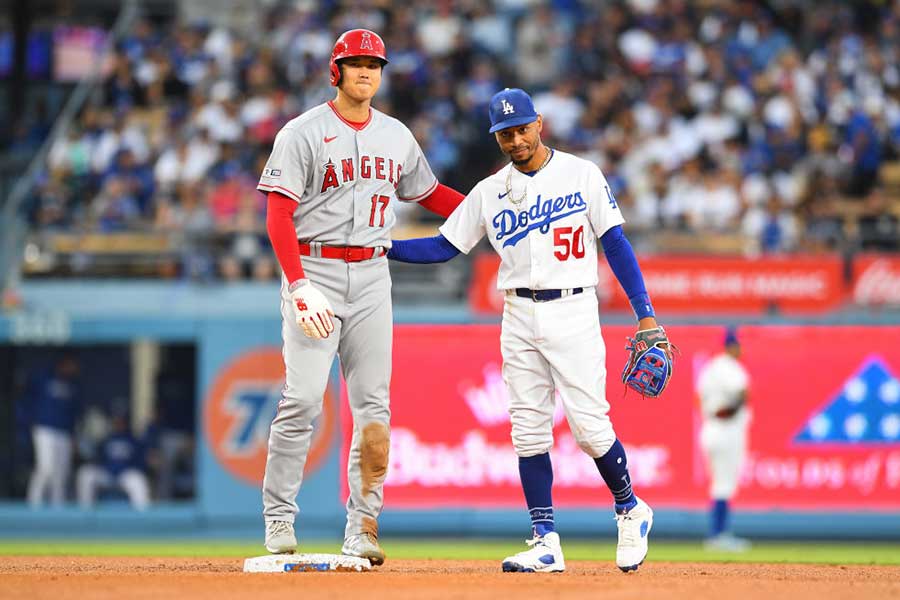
[257,29,463,564]
[387,88,675,573]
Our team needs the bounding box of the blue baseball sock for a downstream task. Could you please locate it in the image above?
[519,453,555,536]
[711,499,729,537]
[593,439,637,512]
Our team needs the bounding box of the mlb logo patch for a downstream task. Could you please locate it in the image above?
[264,168,282,178]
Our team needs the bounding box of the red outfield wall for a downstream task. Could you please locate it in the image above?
[343,325,900,510]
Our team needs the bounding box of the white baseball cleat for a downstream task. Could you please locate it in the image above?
[341,533,386,566]
[264,520,297,554]
[501,531,566,573]
[615,497,653,572]
[704,532,751,552]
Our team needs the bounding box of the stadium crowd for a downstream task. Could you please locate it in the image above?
[19,0,900,279]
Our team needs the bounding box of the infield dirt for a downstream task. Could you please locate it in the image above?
[2,556,898,600]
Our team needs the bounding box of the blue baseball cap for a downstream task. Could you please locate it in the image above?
[724,327,740,347]
[488,88,538,133]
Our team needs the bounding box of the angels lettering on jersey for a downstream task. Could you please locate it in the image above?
[320,155,402,194]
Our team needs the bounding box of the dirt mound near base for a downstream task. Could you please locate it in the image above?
[2,556,898,600]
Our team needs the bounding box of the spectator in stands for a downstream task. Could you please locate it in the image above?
[628,161,667,232]
[88,175,142,232]
[744,194,799,254]
[91,111,150,176]
[163,182,215,280]
[534,80,586,144]
[843,102,883,197]
[469,4,513,57]
[153,136,191,193]
[29,176,75,231]
[416,0,464,59]
[76,410,151,511]
[24,352,82,508]
[687,166,741,232]
[800,173,848,252]
[47,126,92,179]
[215,176,274,281]
[104,148,155,215]
[516,5,570,90]
[104,51,146,110]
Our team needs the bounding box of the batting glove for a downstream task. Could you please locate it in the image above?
[289,279,335,339]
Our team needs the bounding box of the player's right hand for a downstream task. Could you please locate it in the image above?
[289,280,335,339]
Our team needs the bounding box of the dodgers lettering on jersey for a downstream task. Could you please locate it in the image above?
[493,192,587,248]
[257,101,437,248]
[440,150,624,290]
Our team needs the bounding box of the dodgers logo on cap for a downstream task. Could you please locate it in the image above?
[489,88,539,133]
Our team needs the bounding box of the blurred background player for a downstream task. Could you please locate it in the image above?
[76,409,151,511]
[24,352,82,508]
[697,327,751,551]
[258,29,464,563]
[388,88,672,573]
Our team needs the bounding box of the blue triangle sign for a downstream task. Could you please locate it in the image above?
[795,356,900,444]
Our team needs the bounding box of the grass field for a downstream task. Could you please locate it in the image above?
[1,539,899,565]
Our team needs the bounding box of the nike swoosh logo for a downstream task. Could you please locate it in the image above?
[498,191,509,199]
[324,135,338,143]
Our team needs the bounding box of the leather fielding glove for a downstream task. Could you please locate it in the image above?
[622,325,677,397]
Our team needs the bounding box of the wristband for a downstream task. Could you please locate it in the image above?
[629,293,655,320]
[288,278,310,293]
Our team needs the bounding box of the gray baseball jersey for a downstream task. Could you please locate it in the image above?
[259,100,436,543]
[257,101,438,247]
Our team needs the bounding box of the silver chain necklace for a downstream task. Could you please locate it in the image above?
[505,148,553,206]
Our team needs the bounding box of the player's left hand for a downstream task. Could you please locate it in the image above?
[621,323,677,398]
[289,279,335,339]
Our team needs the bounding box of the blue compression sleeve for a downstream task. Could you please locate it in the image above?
[387,233,461,264]
[600,225,655,320]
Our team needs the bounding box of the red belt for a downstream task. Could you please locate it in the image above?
[298,242,383,263]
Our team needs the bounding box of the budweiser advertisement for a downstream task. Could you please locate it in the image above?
[852,255,900,306]
[342,325,900,510]
[469,254,847,314]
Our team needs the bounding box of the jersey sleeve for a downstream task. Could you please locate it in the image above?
[396,128,438,202]
[438,186,486,254]
[257,126,311,203]
[587,164,626,238]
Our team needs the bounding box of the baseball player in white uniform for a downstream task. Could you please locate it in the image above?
[257,29,464,564]
[388,88,672,573]
[696,327,751,551]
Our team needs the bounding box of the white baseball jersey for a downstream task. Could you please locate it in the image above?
[697,353,749,418]
[697,352,750,499]
[439,150,625,289]
[258,101,438,247]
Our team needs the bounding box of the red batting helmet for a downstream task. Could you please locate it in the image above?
[329,29,388,87]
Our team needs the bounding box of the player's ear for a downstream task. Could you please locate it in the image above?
[535,115,543,134]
